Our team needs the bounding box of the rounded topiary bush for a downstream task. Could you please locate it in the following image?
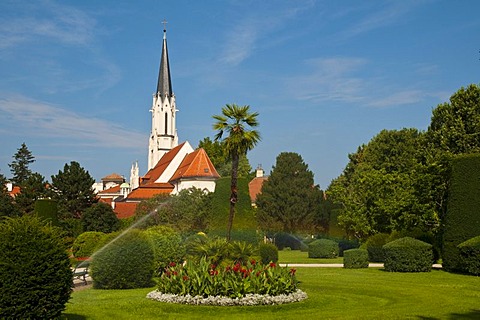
[383,237,433,272]
[308,239,339,258]
[90,229,155,289]
[364,233,390,262]
[458,235,480,275]
[144,225,185,273]
[72,231,105,258]
[81,202,120,233]
[259,242,279,264]
[343,249,369,269]
[0,216,72,319]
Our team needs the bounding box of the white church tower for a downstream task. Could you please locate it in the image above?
[148,24,178,170]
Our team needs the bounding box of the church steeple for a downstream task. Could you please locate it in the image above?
[156,26,172,97]
[148,21,179,170]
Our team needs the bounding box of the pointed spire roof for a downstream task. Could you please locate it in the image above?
[156,24,173,96]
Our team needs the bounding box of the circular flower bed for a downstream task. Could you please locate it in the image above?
[147,257,307,306]
[147,289,308,306]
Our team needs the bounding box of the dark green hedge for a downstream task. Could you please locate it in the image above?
[383,237,432,272]
[343,249,369,268]
[90,229,155,289]
[458,235,480,275]
[34,199,59,226]
[443,154,480,272]
[0,216,72,319]
[144,225,185,273]
[308,239,339,258]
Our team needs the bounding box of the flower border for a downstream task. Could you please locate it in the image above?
[146,289,308,306]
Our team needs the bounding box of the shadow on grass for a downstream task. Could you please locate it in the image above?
[62,313,87,320]
[417,309,480,320]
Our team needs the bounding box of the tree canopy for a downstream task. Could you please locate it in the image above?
[256,152,324,234]
[8,142,35,186]
[50,161,97,219]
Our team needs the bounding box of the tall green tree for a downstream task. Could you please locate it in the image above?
[427,84,480,154]
[8,142,35,186]
[50,161,97,219]
[213,104,260,241]
[14,172,48,214]
[81,202,120,233]
[328,129,440,239]
[256,152,323,233]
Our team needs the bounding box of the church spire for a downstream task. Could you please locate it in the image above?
[156,20,172,97]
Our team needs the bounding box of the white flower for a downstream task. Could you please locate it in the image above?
[146,289,308,306]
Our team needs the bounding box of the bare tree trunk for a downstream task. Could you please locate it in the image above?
[227,152,239,241]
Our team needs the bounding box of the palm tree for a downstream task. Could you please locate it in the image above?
[213,104,260,241]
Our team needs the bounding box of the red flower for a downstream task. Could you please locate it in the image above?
[172,271,178,276]
[169,262,176,267]
[210,264,217,270]
[225,266,231,272]
[269,262,276,268]
[255,271,262,277]
[183,275,189,281]
[209,269,219,276]
[289,268,297,275]
[233,263,241,272]
[250,259,256,265]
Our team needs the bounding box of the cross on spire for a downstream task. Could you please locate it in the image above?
[162,19,168,32]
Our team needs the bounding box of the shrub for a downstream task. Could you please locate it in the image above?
[81,202,120,233]
[443,154,480,272]
[259,242,279,264]
[156,257,298,298]
[343,249,369,269]
[34,199,59,226]
[308,239,339,258]
[90,229,155,289]
[0,216,72,319]
[458,235,480,275]
[72,231,105,258]
[383,237,433,272]
[144,225,185,273]
[188,237,231,266]
[364,233,390,262]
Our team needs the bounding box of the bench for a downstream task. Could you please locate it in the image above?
[73,262,89,285]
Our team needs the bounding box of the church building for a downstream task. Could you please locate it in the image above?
[97,26,220,218]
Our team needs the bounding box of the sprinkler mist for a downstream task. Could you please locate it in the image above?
[76,199,172,268]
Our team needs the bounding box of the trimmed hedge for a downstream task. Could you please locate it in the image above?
[443,154,480,273]
[308,239,339,258]
[90,229,155,289]
[383,237,433,272]
[144,225,185,273]
[458,235,480,275]
[0,216,72,319]
[343,249,369,269]
[364,233,390,262]
[259,242,279,264]
[72,231,105,258]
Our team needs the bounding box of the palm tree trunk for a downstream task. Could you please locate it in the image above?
[227,152,239,241]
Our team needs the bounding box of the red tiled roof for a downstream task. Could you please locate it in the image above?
[8,186,21,198]
[248,177,268,203]
[99,198,113,204]
[126,183,174,200]
[113,202,138,219]
[101,173,124,181]
[170,148,220,182]
[98,185,120,194]
[140,142,186,185]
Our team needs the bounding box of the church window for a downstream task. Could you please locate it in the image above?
[165,113,168,135]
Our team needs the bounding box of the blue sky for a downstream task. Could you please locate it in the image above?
[0,0,479,189]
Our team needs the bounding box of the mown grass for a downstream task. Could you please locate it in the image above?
[279,249,344,264]
[64,268,480,319]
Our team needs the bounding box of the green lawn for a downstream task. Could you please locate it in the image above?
[278,249,344,264]
[64,268,480,319]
